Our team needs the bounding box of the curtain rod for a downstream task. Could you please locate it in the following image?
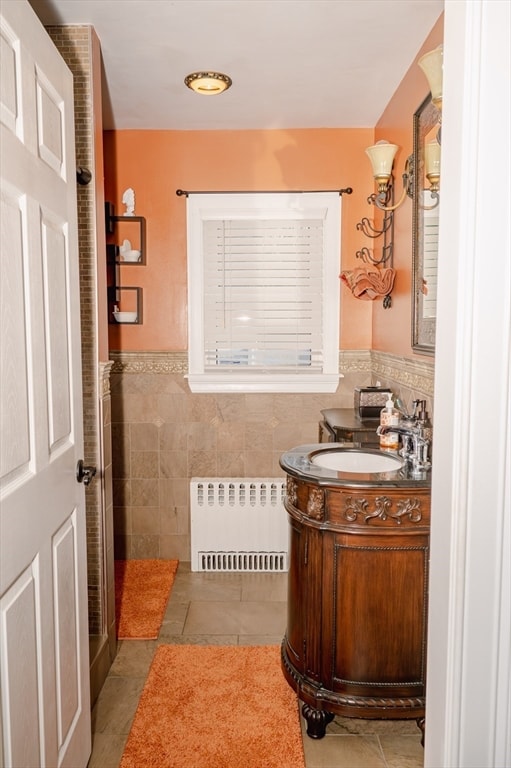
[176,187,353,197]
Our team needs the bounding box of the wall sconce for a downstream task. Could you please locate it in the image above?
[365,141,414,211]
[365,44,442,212]
[418,44,443,146]
[354,142,406,307]
[423,140,441,209]
[418,45,443,114]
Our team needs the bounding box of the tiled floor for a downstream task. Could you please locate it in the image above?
[88,563,424,768]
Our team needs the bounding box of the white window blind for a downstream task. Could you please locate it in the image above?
[203,217,323,370]
[422,195,439,319]
[187,192,341,393]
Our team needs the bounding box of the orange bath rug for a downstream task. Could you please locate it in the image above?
[119,644,305,768]
[115,559,179,639]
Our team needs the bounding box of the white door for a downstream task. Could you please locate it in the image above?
[0,2,91,767]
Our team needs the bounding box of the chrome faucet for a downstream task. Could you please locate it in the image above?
[376,424,431,473]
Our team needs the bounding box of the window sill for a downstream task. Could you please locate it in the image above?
[186,372,342,394]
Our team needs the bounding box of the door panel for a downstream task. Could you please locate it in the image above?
[53,513,80,757]
[41,210,72,449]
[0,564,43,768]
[36,68,65,175]
[0,186,31,482]
[0,18,19,134]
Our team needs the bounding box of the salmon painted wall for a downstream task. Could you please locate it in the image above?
[103,128,374,352]
[372,15,444,357]
[103,11,443,359]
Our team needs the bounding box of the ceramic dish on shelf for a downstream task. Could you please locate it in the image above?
[120,249,141,262]
[113,311,138,323]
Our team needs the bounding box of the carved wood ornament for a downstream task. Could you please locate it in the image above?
[286,476,297,506]
[344,495,423,525]
[307,487,325,520]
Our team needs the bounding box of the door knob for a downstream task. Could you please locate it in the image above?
[76,459,97,486]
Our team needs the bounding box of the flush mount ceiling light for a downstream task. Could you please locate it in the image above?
[184,71,232,95]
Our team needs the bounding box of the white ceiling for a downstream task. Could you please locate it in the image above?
[29,0,443,131]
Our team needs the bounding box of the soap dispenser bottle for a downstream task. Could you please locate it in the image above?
[379,395,400,450]
[417,406,433,444]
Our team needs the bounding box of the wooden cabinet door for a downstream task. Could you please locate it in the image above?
[327,531,429,700]
[302,526,323,684]
[286,518,323,683]
[285,518,305,673]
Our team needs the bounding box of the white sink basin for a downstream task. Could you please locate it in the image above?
[310,449,403,473]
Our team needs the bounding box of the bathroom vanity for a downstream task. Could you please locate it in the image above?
[279,444,431,740]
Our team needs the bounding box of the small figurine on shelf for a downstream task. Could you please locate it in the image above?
[122,187,135,216]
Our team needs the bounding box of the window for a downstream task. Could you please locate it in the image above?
[186,192,341,393]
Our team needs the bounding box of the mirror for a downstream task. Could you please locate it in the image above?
[412,94,440,354]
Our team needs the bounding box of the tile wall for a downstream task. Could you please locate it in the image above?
[110,350,434,560]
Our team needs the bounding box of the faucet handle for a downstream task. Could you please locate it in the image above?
[414,441,431,471]
[411,430,431,472]
[399,432,415,460]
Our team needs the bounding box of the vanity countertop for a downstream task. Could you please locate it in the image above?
[280,443,432,489]
[320,407,379,431]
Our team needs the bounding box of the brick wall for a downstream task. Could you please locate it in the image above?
[45,27,112,648]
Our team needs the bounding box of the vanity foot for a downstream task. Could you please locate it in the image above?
[416,716,425,747]
[302,704,335,739]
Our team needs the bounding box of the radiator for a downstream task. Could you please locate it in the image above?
[190,478,288,572]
